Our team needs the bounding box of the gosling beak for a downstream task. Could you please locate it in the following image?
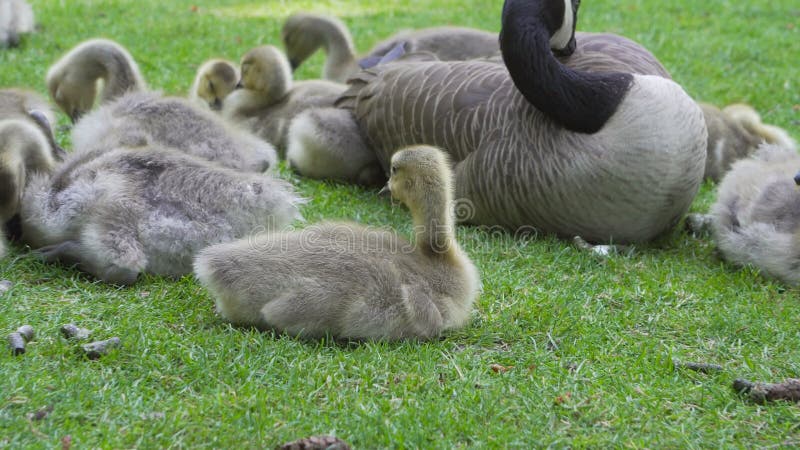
[794,170,800,186]
[211,98,223,111]
[378,184,391,197]
[234,80,243,90]
[553,35,577,57]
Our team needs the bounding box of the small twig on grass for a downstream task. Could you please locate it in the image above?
[734,378,800,404]
[673,360,724,374]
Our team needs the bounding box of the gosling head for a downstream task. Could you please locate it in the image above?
[382,146,453,208]
[193,59,239,111]
[282,13,340,70]
[794,170,800,187]
[502,0,580,56]
[46,67,97,123]
[238,46,293,102]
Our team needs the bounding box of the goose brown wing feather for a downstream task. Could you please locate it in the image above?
[563,32,670,78]
[338,60,510,167]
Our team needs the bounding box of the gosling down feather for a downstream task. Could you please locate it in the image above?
[48,39,277,172]
[222,45,347,157]
[189,58,239,111]
[282,12,499,83]
[195,146,480,341]
[21,143,303,285]
[711,143,800,286]
[293,0,706,243]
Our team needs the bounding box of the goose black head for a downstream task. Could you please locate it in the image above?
[501,0,580,56]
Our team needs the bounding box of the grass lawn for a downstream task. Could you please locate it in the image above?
[2,0,800,448]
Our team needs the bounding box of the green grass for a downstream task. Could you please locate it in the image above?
[2,0,800,448]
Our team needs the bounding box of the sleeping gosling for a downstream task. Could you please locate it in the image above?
[21,143,303,285]
[47,39,277,172]
[189,58,239,111]
[702,102,798,182]
[222,45,347,157]
[194,145,480,341]
[0,0,34,48]
[711,143,800,285]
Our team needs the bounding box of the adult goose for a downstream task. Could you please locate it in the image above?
[47,39,276,172]
[282,12,499,83]
[298,0,706,243]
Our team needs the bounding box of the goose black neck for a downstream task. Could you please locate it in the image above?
[500,1,634,134]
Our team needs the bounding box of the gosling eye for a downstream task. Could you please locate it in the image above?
[390,165,397,176]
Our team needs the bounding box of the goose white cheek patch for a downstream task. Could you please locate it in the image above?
[549,0,574,50]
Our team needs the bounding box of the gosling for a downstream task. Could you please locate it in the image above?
[189,59,239,111]
[21,143,303,285]
[47,39,277,172]
[194,145,480,341]
[0,0,34,48]
[711,143,800,286]
[0,118,60,258]
[222,45,346,156]
[286,107,384,186]
[702,102,798,182]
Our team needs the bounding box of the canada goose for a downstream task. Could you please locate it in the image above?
[282,12,499,83]
[711,143,800,286]
[702,102,797,182]
[194,145,480,340]
[48,39,277,172]
[0,0,34,48]
[222,45,347,156]
[20,143,303,285]
[189,59,239,111]
[291,0,706,244]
